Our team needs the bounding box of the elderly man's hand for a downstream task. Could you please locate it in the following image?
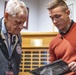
[68,62,76,73]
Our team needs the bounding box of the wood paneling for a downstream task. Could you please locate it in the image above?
[21,32,58,48]
[19,32,58,75]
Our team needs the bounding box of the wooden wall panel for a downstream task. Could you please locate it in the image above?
[21,32,58,48]
[19,32,58,75]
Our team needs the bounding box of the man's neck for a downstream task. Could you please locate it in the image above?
[60,20,74,34]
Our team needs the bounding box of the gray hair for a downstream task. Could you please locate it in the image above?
[5,0,28,17]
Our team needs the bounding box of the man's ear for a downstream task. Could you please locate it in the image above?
[4,12,9,19]
[66,9,70,17]
[66,9,70,16]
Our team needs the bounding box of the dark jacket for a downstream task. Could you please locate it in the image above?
[0,17,22,75]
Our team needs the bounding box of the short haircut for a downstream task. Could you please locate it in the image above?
[5,0,28,17]
[47,0,68,12]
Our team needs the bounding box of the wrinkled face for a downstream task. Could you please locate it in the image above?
[4,12,27,34]
[48,6,70,31]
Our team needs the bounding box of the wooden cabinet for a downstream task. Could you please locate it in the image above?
[19,32,58,75]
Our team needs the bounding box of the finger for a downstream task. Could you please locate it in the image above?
[70,64,75,70]
[70,63,76,73]
[68,62,75,68]
[71,66,76,71]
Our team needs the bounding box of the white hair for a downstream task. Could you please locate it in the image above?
[5,0,28,17]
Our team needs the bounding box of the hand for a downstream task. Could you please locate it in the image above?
[68,62,76,73]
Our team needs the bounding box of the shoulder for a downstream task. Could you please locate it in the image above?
[49,33,61,48]
[71,22,76,31]
[50,34,60,43]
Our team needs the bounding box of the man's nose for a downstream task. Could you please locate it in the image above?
[19,24,24,29]
[53,19,58,24]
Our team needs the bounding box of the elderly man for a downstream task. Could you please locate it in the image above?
[0,0,27,75]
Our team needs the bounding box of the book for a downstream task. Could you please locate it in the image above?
[30,59,71,75]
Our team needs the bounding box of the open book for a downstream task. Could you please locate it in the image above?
[30,59,71,75]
